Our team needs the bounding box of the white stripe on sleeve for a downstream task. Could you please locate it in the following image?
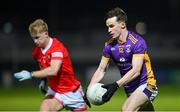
[51,52,63,58]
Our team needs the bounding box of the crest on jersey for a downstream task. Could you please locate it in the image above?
[126,45,131,53]
[42,56,46,64]
[119,45,124,53]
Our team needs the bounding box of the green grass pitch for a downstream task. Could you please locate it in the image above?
[0,85,179,111]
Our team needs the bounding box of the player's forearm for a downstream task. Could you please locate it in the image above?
[116,68,140,87]
[32,66,58,78]
[89,68,105,88]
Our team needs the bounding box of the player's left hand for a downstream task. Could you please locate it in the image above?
[101,82,119,102]
[39,78,47,95]
[14,70,32,81]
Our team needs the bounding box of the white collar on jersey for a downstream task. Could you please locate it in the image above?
[41,37,53,54]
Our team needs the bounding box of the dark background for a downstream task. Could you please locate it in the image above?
[0,0,180,87]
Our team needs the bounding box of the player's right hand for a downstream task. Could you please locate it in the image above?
[14,70,32,81]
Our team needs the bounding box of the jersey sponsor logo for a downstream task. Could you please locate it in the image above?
[117,62,132,67]
[119,57,126,62]
[51,52,63,58]
[126,45,131,53]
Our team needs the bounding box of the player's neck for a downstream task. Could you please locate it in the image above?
[43,37,50,49]
[119,30,128,42]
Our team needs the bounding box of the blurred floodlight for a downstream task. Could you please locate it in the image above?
[135,21,146,35]
[3,22,13,34]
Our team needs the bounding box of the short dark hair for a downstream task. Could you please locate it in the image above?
[106,7,127,23]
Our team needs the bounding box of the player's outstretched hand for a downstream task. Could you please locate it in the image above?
[39,78,47,95]
[101,82,119,102]
[14,70,32,81]
[83,90,91,108]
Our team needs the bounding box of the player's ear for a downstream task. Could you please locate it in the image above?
[121,22,126,29]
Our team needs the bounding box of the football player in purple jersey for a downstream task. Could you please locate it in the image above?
[87,7,158,111]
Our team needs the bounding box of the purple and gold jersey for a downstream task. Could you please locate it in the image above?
[102,31,156,93]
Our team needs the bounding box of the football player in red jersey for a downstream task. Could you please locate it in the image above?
[14,19,90,111]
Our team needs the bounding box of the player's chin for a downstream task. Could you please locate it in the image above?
[111,34,118,39]
[112,33,121,39]
[36,44,41,47]
[35,43,38,46]
[112,36,118,39]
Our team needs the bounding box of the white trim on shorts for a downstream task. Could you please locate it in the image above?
[137,83,158,102]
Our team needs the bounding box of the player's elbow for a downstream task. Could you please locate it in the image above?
[134,70,141,77]
[135,71,141,76]
[132,68,141,77]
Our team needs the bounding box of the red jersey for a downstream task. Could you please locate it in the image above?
[32,37,80,93]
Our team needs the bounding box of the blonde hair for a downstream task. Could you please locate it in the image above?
[29,19,48,36]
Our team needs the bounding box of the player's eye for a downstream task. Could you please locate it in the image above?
[34,36,40,39]
[109,25,114,28]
